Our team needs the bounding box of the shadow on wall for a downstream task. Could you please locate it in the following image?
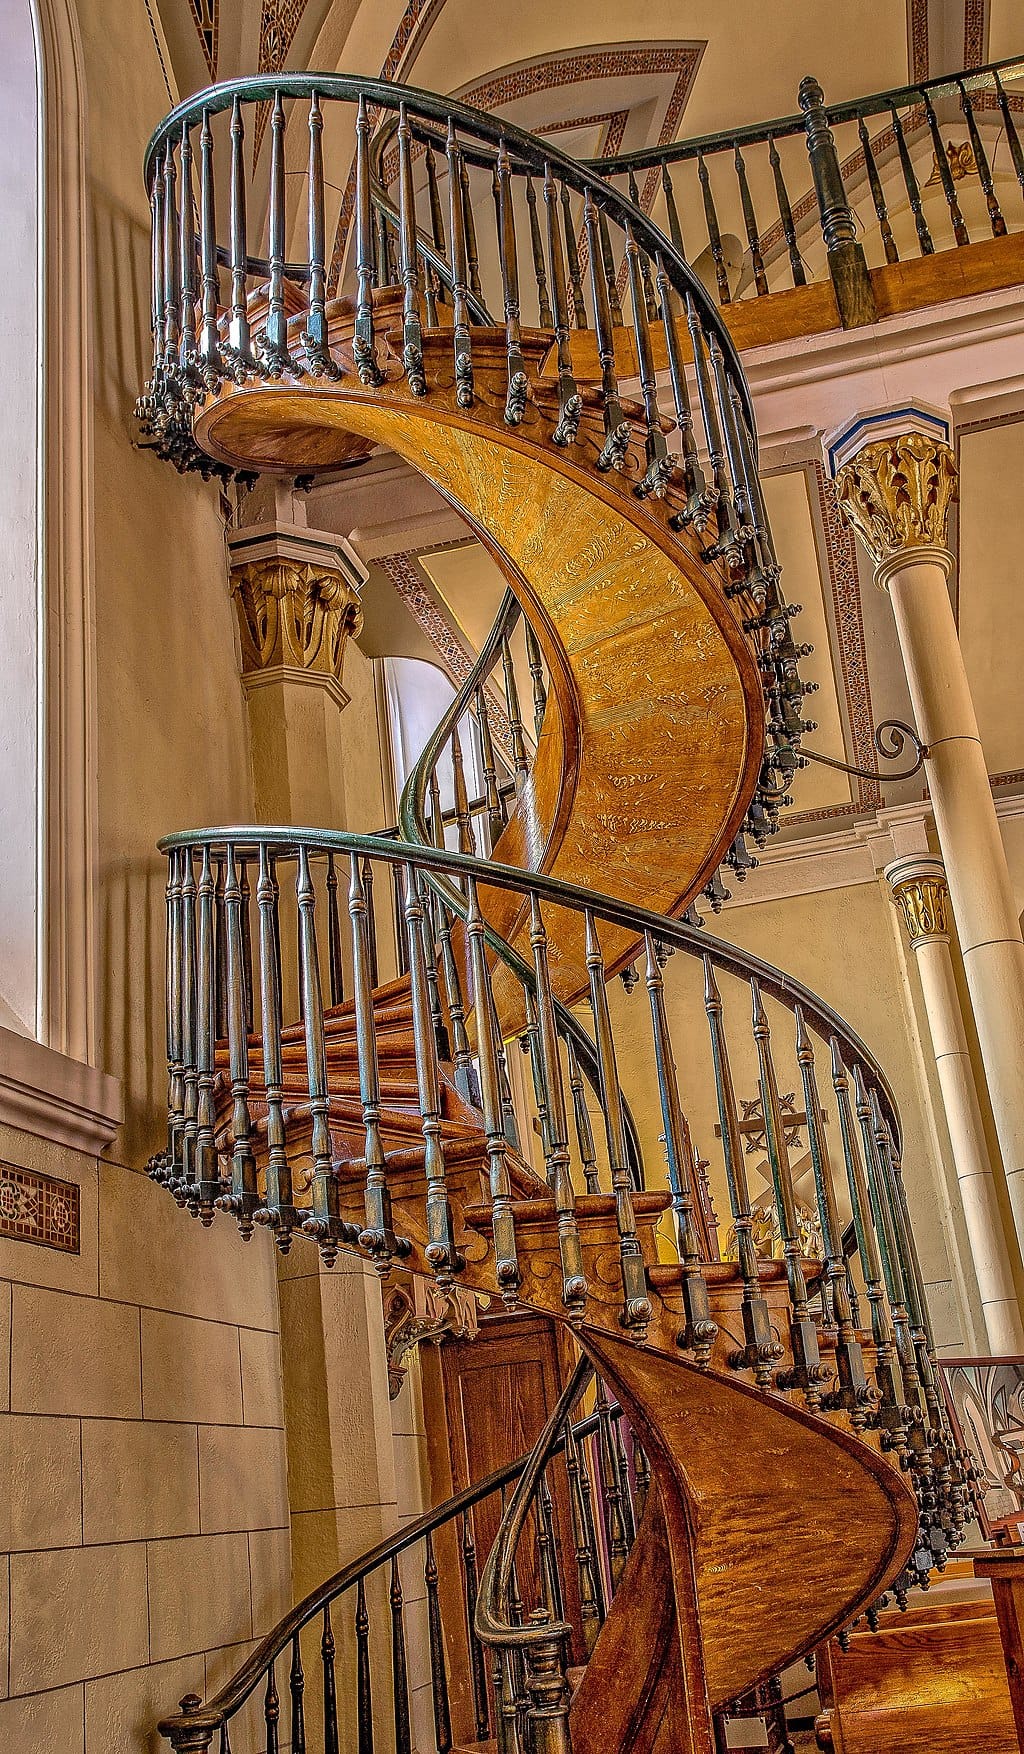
[100,854,165,1170]
[90,189,159,431]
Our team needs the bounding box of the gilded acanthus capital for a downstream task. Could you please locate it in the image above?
[230,555,363,685]
[885,857,950,946]
[834,431,958,568]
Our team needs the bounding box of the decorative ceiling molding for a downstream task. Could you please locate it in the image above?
[185,0,218,78]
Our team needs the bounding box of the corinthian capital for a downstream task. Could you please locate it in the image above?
[885,855,950,946]
[833,431,958,567]
[227,525,366,704]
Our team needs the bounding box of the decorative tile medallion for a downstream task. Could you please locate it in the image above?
[0,1164,80,1254]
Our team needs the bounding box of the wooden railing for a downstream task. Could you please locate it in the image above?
[590,56,1024,328]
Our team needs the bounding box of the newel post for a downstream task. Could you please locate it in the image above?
[523,1613,574,1754]
[158,1694,218,1753]
[799,75,877,328]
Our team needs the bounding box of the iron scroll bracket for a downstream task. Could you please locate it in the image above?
[797,718,929,785]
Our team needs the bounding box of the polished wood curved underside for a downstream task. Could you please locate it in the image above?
[194,319,764,1002]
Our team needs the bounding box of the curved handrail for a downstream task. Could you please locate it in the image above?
[141,69,754,429]
[156,822,902,1147]
[588,51,1024,174]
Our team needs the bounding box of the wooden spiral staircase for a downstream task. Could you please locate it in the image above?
[135,71,974,1754]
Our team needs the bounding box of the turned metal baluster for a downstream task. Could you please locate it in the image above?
[525,174,553,327]
[163,138,181,367]
[322,1603,340,1754]
[214,856,229,1043]
[597,206,624,326]
[443,128,476,406]
[263,1661,280,1754]
[874,1105,943,1434]
[219,844,258,1237]
[165,850,185,1175]
[656,257,708,518]
[768,134,806,286]
[451,725,475,855]
[177,122,198,373]
[660,162,686,255]
[854,1068,922,1411]
[296,847,346,1265]
[254,843,295,1251]
[625,171,658,318]
[566,1037,600,1194]
[239,859,254,1036]
[424,1532,453,1754]
[404,863,461,1284]
[530,896,587,1316]
[734,142,769,295]
[459,156,482,297]
[697,152,731,303]
[539,1468,565,1618]
[176,849,198,1205]
[462,1510,491,1742]
[645,933,715,1361]
[396,103,427,394]
[995,71,1024,205]
[625,222,670,497]
[496,138,528,425]
[585,912,652,1331]
[795,1010,869,1423]
[552,183,585,329]
[523,992,553,1168]
[523,621,547,740]
[304,91,339,377]
[831,1041,904,1428]
[564,1416,603,1653]
[196,108,222,377]
[890,104,933,254]
[354,95,385,385]
[151,154,166,369]
[923,92,969,245]
[501,636,530,782]
[682,294,740,561]
[263,89,293,374]
[583,192,631,472]
[959,79,1007,237]
[476,686,505,840]
[325,852,345,1007]
[417,875,450,1060]
[355,1579,373,1754]
[436,897,478,1103]
[389,1557,413,1754]
[428,768,445,849]
[633,1441,651,1522]
[376,206,395,288]
[467,877,520,1303]
[703,960,779,1386]
[611,1413,636,1547]
[857,116,899,263]
[289,1633,306,1754]
[192,846,219,1224]
[595,1379,629,1588]
[751,980,824,1406]
[425,145,448,269]
[227,97,253,365]
[349,853,403,1270]
[543,162,582,447]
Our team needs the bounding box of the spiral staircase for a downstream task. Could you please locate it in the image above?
[135,70,974,1754]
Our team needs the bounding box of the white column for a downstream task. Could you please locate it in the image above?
[885,855,1024,1352]
[833,418,1024,1286]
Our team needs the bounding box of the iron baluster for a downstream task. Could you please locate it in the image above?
[854,1067,923,1412]
[462,1509,491,1742]
[397,102,427,393]
[263,89,294,374]
[799,76,877,325]
[152,154,166,368]
[768,133,806,286]
[525,174,553,327]
[264,1661,280,1754]
[425,144,448,270]
[197,108,221,376]
[436,896,478,1103]
[322,1603,340,1754]
[290,1633,306,1754]
[355,1579,373,1754]
[239,858,254,1036]
[523,620,547,740]
[626,170,659,317]
[795,1009,869,1424]
[660,161,685,255]
[959,78,1007,236]
[451,726,475,855]
[214,855,229,1043]
[871,1093,941,1429]
[389,1556,412,1754]
[585,911,652,1332]
[566,1035,601,1194]
[644,933,716,1361]
[583,191,631,471]
[429,768,445,848]
[325,851,345,1007]
[404,862,461,1284]
[682,294,741,564]
[176,848,198,1206]
[625,222,671,497]
[857,116,899,263]
[543,162,582,447]
[633,1441,651,1523]
[424,1531,453,1754]
[923,92,969,245]
[496,137,528,424]
[349,852,404,1269]
[890,103,934,253]
[539,1468,565,1620]
[362,856,380,989]
[295,846,346,1264]
[733,142,769,294]
[563,1418,603,1653]
[610,1411,635,1548]
[219,844,258,1237]
[559,181,588,327]
[597,204,624,325]
[304,91,340,376]
[253,844,295,1251]
[193,846,219,1224]
[466,876,521,1302]
[703,959,779,1385]
[461,156,482,295]
[475,685,506,839]
[445,124,474,407]
[501,636,530,782]
[163,139,181,363]
[656,257,709,522]
[165,849,185,1177]
[995,70,1024,204]
[415,872,450,1061]
[354,95,385,385]
[697,152,731,303]
[530,895,587,1316]
[594,1378,629,1588]
[177,122,198,373]
[227,96,253,364]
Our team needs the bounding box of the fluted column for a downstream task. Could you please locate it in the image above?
[833,412,1024,1285]
[885,855,1024,1352]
